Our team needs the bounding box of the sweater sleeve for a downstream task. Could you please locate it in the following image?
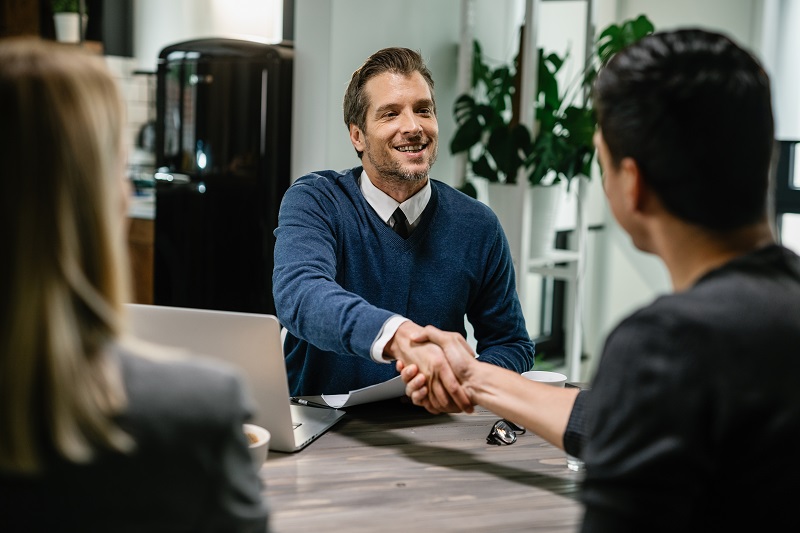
[467,219,535,374]
[272,175,394,359]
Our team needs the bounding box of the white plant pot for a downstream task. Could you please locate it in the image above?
[487,181,564,267]
[528,183,564,258]
[53,13,87,43]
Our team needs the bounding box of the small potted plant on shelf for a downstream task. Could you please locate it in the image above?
[51,0,87,44]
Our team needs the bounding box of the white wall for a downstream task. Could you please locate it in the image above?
[760,0,800,140]
[133,0,283,72]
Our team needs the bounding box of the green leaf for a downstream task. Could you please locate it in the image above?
[52,0,81,13]
[473,154,499,183]
[561,105,595,146]
[596,14,654,65]
[490,125,530,184]
[537,50,561,110]
[471,41,489,90]
[450,116,484,154]
[623,15,655,45]
[457,181,479,199]
[477,104,500,127]
[511,123,533,157]
[453,94,476,125]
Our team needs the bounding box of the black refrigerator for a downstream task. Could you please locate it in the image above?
[153,38,293,314]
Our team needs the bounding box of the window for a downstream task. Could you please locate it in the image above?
[775,140,800,254]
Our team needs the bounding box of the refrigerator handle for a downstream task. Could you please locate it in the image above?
[154,171,192,184]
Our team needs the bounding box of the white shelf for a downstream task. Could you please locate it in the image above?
[528,250,580,280]
[525,176,589,382]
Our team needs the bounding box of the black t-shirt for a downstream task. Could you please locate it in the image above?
[566,245,800,532]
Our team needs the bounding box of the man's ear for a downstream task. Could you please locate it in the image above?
[620,157,648,213]
[349,124,365,153]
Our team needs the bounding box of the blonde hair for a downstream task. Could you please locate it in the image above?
[0,37,133,473]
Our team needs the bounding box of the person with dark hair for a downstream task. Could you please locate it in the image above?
[401,29,800,530]
[273,47,533,409]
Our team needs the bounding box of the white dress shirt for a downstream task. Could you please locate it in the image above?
[359,170,431,363]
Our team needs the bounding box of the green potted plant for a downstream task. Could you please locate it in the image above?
[52,0,87,43]
[452,14,655,190]
[450,15,654,258]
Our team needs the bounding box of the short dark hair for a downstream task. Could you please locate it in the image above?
[593,29,774,231]
[343,47,436,158]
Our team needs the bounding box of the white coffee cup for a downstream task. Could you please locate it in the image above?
[521,370,567,387]
[243,423,271,465]
[521,370,584,471]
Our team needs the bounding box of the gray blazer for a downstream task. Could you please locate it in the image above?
[0,341,269,532]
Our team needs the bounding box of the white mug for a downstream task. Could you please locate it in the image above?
[521,370,584,471]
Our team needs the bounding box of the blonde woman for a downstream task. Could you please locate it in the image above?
[0,38,268,532]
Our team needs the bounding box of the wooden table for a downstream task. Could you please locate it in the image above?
[259,398,583,532]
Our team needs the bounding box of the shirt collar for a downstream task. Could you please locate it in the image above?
[359,169,431,227]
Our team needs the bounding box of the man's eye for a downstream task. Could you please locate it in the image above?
[418,108,431,115]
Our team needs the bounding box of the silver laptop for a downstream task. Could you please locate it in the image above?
[124,303,345,452]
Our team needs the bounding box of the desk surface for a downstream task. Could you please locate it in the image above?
[259,399,583,532]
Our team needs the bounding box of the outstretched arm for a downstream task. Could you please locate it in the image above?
[400,325,579,450]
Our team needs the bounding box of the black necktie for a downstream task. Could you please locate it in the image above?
[391,207,410,239]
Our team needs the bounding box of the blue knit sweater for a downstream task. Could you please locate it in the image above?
[273,167,534,395]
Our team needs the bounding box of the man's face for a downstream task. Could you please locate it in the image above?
[349,71,438,184]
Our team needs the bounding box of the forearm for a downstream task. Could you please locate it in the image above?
[464,362,579,449]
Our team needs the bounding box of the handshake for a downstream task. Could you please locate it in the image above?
[386,321,480,414]
[387,321,579,451]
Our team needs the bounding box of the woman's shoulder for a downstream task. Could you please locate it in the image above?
[110,338,253,429]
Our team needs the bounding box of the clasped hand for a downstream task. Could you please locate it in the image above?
[389,323,479,414]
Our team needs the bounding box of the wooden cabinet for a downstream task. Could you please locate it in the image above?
[0,0,40,37]
[128,217,154,304]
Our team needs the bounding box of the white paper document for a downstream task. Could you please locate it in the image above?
[320,376,406,408]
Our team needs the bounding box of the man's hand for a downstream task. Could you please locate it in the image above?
[385,322,472,414]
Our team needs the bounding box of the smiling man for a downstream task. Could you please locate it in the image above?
[272,47,533,408]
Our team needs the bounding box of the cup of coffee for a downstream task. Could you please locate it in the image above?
[243,423,271,466]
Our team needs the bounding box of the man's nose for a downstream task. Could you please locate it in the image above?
[399,110,422,134]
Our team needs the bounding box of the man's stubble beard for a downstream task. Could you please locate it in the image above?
[365,135,438,184]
